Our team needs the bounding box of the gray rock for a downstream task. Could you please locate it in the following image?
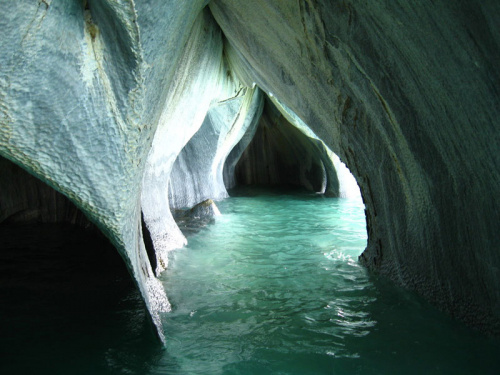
[0,0,210,343]
[168,87,263,210]
[189,199,221,219]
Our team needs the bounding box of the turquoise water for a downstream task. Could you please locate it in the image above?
[159,188,500,374]
[1,188,499,374]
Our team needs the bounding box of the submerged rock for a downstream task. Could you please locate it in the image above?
[173,199,221,237]
[189,199,221,219]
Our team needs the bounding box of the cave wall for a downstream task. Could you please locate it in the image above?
[168,87,263,210]
[140,8,229,274]
[0,0,214,341]
[210,0,500,333]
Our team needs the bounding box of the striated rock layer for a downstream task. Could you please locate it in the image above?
[0,0,499,339]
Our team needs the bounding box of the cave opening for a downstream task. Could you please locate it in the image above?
[0,156,161,373]
[225,94,362,201]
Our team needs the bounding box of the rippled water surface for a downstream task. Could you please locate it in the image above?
[1,187,499,374]
[159,188,500,374]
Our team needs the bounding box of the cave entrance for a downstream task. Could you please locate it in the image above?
[0,156,158,372]
[224,94,363,201]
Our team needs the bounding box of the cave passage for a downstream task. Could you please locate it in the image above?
[0,157,161,373]
[158,186,500,374]
[0,1,498,371]
[163,88,500,373]
[1,0,499,350]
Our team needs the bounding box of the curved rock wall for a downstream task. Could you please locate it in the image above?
[0,0,498,339]
[140,8,228,274]
[0,0,211,342]
[210,0,500,333]
[168,87,264,210]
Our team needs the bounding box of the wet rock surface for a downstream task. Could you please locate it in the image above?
[173,199,221,237]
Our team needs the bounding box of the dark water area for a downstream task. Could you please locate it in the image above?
[0,224,161,374]
[0,187,499,374]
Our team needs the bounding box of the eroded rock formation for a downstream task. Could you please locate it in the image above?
[209,0,500,333]
[168,88,264,210]
[0,0,498,338]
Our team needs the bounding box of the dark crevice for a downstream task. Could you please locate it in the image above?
[0,156,94,230]
[141,211,157,273]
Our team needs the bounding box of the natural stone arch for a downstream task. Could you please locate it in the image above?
[232,96,341,196]
[0,0,498,340]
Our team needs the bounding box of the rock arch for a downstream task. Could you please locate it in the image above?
[0,0,498,338]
